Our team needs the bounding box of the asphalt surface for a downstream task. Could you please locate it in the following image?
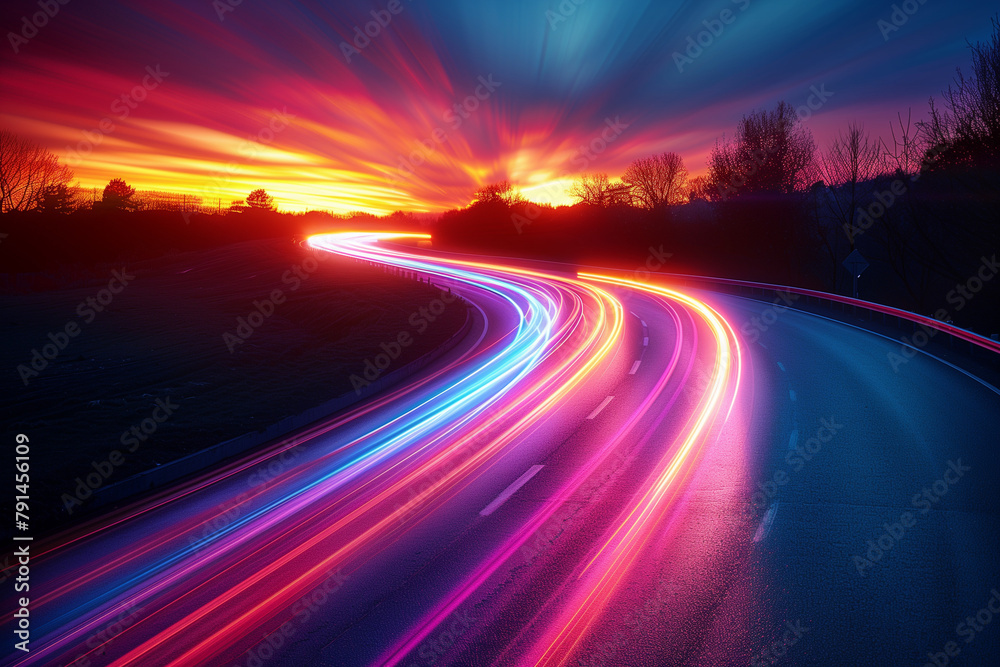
[3,236,997,667]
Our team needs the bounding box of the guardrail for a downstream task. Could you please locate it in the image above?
[656,272,1000,363]
[382,242,1000,360]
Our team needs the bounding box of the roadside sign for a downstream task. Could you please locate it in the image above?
[843,249,869,299]
[843,249,869,278]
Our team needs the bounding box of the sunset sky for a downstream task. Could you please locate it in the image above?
[1,0,996,214]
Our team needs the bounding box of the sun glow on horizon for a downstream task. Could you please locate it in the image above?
[519,179,576,208]
[62,166,583,215]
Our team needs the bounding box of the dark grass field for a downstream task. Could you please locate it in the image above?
[0,238,466,532]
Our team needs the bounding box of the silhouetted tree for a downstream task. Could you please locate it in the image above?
[707,101,816,199]
[870,111,961,304]
[607,183,633,206]
[473,180,524,207]
[919,17,1000,171]
[246,188,274,211]
[102,178,136,210]
[570,173,631,206]
[37,183,74,214]
[882,109,925,176]
[686,176,715,202]
[622,152,688,209]
[0,130,73,212]
[896,16,1000,312]
[821,122,884,249]
[346,211,379,222]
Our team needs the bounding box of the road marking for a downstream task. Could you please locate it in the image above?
[587,395,615,419]
[480,465,544,516]
[754,503,778,543]
[629,360,641,375]
[788,429,799,450]
[777,361,786,372]
[642,337,649,347]
[789,390,797,402]
[641,320,647,328]
[730,292,1000,397]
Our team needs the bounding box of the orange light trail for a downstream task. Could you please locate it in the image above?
[378,271,743,666]
[10,235,745,667]
[525,273,742,666]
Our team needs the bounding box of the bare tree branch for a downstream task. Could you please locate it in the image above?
[0,130,73,212]
[621,152,688,209]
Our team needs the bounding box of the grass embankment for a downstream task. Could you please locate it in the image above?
[1,239,466,531]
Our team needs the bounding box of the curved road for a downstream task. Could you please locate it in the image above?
[2,234,997,666]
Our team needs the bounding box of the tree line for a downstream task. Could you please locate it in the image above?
[0,143,278,217]
[2,19,996,332]
[435,18,998,334]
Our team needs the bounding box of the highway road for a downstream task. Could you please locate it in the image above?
[3,233,998,667]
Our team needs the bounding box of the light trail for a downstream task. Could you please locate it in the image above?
[526,273,742,666]
[377,270,743,667]
[5,234,744,667]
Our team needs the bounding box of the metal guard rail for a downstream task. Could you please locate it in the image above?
[653,272,1000,358]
